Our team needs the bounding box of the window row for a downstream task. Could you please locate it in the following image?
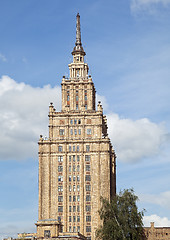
[58,145,90,153]
[69,205,80,212]
[58,155,90,163]
[69,226,80,233]
[69,165,80,172]
[69,175,80,182]
[69,185,80,192]
[69,155,80,162]
[69,215,80,222]
[69,145,80,152]
[70,119,81,125]
[69,195,80,202]
[70,128,81,135]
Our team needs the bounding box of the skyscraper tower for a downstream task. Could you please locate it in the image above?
[37,13,116,240]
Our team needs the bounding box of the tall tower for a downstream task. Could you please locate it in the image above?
[37,13,116,240]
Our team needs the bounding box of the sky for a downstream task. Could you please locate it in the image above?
[0,0,170,239]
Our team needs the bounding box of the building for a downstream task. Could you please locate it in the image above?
[36,13,116,240]
[144,222,170,240]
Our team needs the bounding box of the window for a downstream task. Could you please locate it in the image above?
[73,165,76,172]
[69,206,71,212]
[73,196,76,202]
[77,216,80,222]
[77,165,80,172]
[78,119,81,124]
[67,91,70,101]
[85,155,90,161]
[86,195,91,202]
[73,206,76,212]
[77,226,80,232]
[73,145,75,152]
[58,166,63,172]
[77,155,80,162]
[86,216,91,222]
[69,216,71,222]
[86,165,90,171]
[86,205,91,212]
[73,175,76,181]
[69,145,71,152]
[69,196,71,202]
[85,104,87,110]
[77,205,80,212]
[77,185,80,192]
[58,206,63,212]
[69,185,72,192]
[58,196,63,202]
[74,119,77,124]
[77,195,80,201]
[73,185,76,192]
[58,176,63,182]
[70,129,73,135]
[85,175,91,181]
[86,185,91,191]
[70,119,73,124]
[78,129,81,135]
[58,146,62,152]
[77,175,80,181]
[73,155,75,162]
[59,129,64,135]
[73,216,76,222]
[44,230,51,238]
[74,129,77,135]
[69,226,71,232]
[58,156,63,162]
[86,226,91,232]
[87,129,91,135]
[73,226,76,232]
[69,176,71,182]
[76,104,78,110]
[69,166,71,172]
[76,95,78,101]
[69,156,71,162]
[77,145,79,152]
[58,186,63,192]
[86,145,90,152]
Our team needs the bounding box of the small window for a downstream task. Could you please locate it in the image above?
[77,205,80,212]
[86,226,91,232]
[69,145,71,152]
[86,195,91,201]
[58,186,63,192]
[87,129,91,135]
[69,185,72,192]
[73,226,76,232]
[67,91,70,101]
[69,156,71,162]
[77,165,80,172]
[73,155,75,162]
[59,129,64,135]
[74,119,77,124]
[85,155,90,161]
[86,165,90,171]
[77,145,79,152]
[69,196,71,202]
[86,185,91,191]
[73,185,76,192]
[77,216,80,223]
[69,206,71,212]
[73,196,76,202]
[69,226,71,232]
[58,196,63,202]
[85,95,87,101]
[70,129,73,135]
[77,155,80,161]
[77,185,80,192]
[73,175,76,181]
[86,145,90,152]
[69,175,71,182]
[77,175,80,181]
[76,95,78,101]
[73,206,76,212]
[86,216,91,222]
[75,129,77,135]
[76,104,78,110]
[73,165,76,172]
[73,145,75,152]
[58,146,63,152]
[58,166,63,172]
[86,205,91,212]
[69,216,71,222]
[58,156,63,162]
[58,206,63,212]
[70,119,73,124]
[73,216,76,222]
[44,230,51,238]
[69,166,71,172]
[85,104,87,110]
[58,176,63,182]
[78,129,81,135]
[78,119,81,124]
[77,195,80,201]
[85,175,91,181]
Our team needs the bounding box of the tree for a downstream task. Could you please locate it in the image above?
[96,189,145,240]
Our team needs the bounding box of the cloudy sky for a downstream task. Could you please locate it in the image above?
[0,0,170,239]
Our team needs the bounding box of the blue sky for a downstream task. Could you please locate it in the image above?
[0,0,170,238]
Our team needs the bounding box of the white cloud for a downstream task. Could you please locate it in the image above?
[140,191,170,209]
[131,0,170,14]
[0,75,61,160]
[0,53,7,62]
[143,214,170,227]
[107,113,165,162]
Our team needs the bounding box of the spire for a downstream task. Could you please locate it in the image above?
[72,13,86,56]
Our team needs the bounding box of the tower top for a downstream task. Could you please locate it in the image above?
[72,13,86,56]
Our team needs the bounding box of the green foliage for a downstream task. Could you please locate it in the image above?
[96,189,145,240]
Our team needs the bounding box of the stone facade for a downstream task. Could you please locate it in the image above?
[37,13,116,240]
[144,222,170,240]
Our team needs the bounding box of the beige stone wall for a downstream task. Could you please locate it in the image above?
[144,222,170,240]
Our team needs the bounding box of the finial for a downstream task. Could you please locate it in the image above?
[72,13,86,56]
